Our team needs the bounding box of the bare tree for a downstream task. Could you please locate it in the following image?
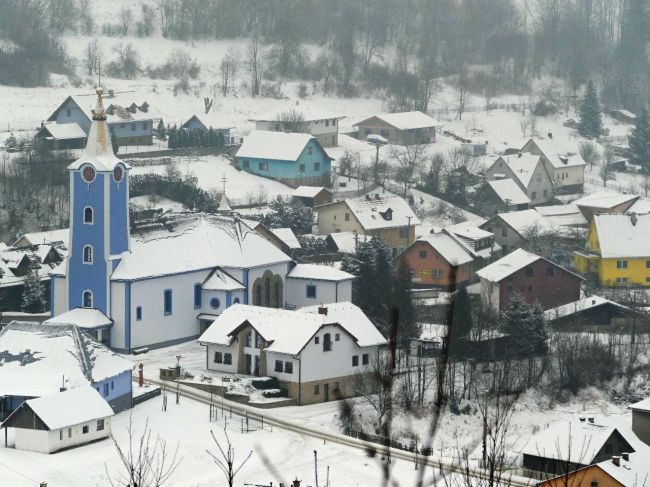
[278,108,306,133]
[84,38,101,76]
[206,427,253,487]
[519,111,538,138]
[106,416,181,487]
[579,140,600,171]
[109,43,140,79]
[220,47,240,96]
[391,143,428,194]
[600,145,616,186]
[118,5,133,36]
[351,351,394,432]
[456,68,474,120]
[247,34,265,97]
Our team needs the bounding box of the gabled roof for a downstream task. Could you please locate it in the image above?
[182,114,234,130]
[476,248,541,282]
[326,231,372,254]
[445,221,494,241]
[597,451,650,487]
[521,419,634,464]
[630,397,650,412]
[573,191,639,210]
[293,186,330,198]
[110,215,292,281]
[486,209,546,236]
[524,138,587,168]
[236,130,332,162]
[627,197,650,214]
[354,111,442,130]
[322,194,420,231]
[270,227,301,250]
[199,302,386,355]
[201,268,245,291]
[0,321,133,398]
[13,228,69,247]
[45,308,113,330]
[499,154,543,188]
[592,213,650,258]
[410,233,474,266]
[249,106,344,123]
[288,263,354,281]
[544,296,629,321]
[4,386,114,431]
[487,179,531,205]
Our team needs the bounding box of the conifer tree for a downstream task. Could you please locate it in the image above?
[392,258,419,346]
[501,293,548,357]
[21,267,46,313]
[167,126,177,148]
[447,286,473,356]
[155,120,167,141]
[629,108,650,170]
[578,80,604,138]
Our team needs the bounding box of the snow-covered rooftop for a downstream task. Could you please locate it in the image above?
[201,269,245,291]
[45,308,113,330]
[293,185,329,198]
[525,138,587,168]
[413,233,474,266]
[593,213,650,258]
[200,302,386,355]
[521,419,632,464]
[236,130,319,161]
[487,179,531,205]
[270,227,301,250]
[597,451,650,487]
[16,386,114,430]
[249,106,344,122]
[544,296,628,321]
[630,397,650,412]
[340,194,420,231]
[476,248,541,282]
[627,197,650,214]
[0,322,133,398]
[327,231,372,254]
[41,122,86,140]
[13,228,69,247]
[574,191,639,210]
[445,221,494,241]
[288,263,354,281]
[111,215,292,281]
[355,111,442,130]
[495,154,542,188]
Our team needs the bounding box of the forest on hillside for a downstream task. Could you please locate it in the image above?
[1,0,649,110]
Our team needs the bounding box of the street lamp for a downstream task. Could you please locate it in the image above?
[367,134,388,184]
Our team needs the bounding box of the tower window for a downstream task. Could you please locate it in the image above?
[194,283,202,309]
[83,245,93,264]
[164,289,173,315]
[136,306,142,321]
[84,207,93,224]
[83,290,93,308]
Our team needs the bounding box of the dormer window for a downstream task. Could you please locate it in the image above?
[381,208,393,221]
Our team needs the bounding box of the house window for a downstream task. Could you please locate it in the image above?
[259,162,268,171]
[590,483,598,487]
[314,162,320,171]
[617,260,628,269]
[164,289,173,315]
[335,333,340,341]
[255,332,261,348]
[380,129,389,138]
[325,120,329,127]
[214,351,223,363]
[84,207,93,224]
[136,306,142,321]
[103,383,109,396]
[546,267,555,276]
[194,283,202,309]
[83,290,93,308]
[306,284,317,298]
[525,267,534,277]
[68,428,72,438]
[111,381,114,390]
[210,297,220,309]
[352,355,359,366]
[275,360,283,372]
[531,191,537,200]
[313,384,319,395]
[83,245,93,264]
[97,419,105,431]
[60,430,63,440]
[307,147,313,155]
[399,227,408,238]
[233,297,240,304]
[323,333,332,352]
[82,425,89,434]
[617,277,628,284]
[334,381,340,391]
[243,160,250,169]
[647,260,650,268]
[362,353,369,365]
[345,212,350,221]
[502,228,508,237]
[224,353,232,365]
[419,250,427,258]
[432,270,443,278]
[528,285,533,292]
[543,189,548,198]
[66,109,71,117]
[142,122,147,130]
[285,361,293,373]
[131,124,136,131]
[246,333,252,347]
[299,164,305,173]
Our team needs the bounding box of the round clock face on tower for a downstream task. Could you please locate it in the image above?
[113,165,123,182]
[82,165,96,183]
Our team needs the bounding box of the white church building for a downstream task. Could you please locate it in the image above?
[50,88,354,353]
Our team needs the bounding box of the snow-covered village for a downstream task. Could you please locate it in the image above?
[2,1,650,486]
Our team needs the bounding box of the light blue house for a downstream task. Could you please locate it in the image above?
[46,96,155,146]
[181,115,233,144]
[235,130,333,187]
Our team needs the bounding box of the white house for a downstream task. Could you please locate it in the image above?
[284,264,354,309]
[1,386,114,454]
[198,302,387,405]
[520,137,587,193]
[485,153,554,205]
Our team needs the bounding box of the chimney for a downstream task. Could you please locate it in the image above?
[612,456,620,467]
[622,452,630,461]
[588,417,594,424]
[579,417,586,422]
[292,480,302,487]
[318,306,328,315]
[631,212,638,226]
[375,193,380,200]
[548,132,553,139]
[365,194,371,200]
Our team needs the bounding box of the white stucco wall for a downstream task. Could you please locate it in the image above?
[284,278,352,309]
[52,276,68,316]
[15,418,111,454]
[110,281,126,349]
[205,343,238,374]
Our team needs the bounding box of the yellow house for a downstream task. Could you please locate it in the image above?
[316,193,420,257]
[575,213,650,286]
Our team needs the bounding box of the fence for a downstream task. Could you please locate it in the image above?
[429,102,528,119]
[343,427,433,456]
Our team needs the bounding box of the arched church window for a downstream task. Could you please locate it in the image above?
[83,290,93,308]
[82,165,96,183]
[274,281,281,308]
[84,207,93,224]
[264,278,271,306]
[254,284,262,306]
[83,245,93,264]
[113,165,124,183]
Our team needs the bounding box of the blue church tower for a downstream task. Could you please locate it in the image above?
[65,87,130,316]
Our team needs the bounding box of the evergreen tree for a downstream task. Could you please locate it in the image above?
[392,258,419,346]
[110,128,120,155]
[260,197,314,234]
[500,293,548,357]
[155,120,167,141]
[629,108,650,170]
[578,80,604,138]
[168,125,178,148]
[447,286,473,356]
[5,132,18,150]
[21,267,46,313]
[217,131,225,146]
[207,128,215,147]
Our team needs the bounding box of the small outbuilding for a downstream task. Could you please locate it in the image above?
[1,386,114,454]
[292,186,333,207]
[354,111,442,145]
[630,398,650,446]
